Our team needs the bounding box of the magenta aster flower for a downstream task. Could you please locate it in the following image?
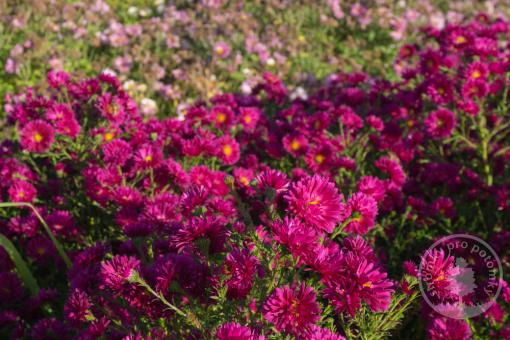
[64,289,92,325]
[358,176,386,202]
[239,107,260,131]
[301,325,346,340]
[102,139,133,166]
[256,169,289,196]
[424,108,456,139]
[427,317,471,340]
[263,284,320,335]
[224,248,259,299]
[134,143,163,169]
[216,322,263,340]
[171,216,227,255]
[323,254,393,317]
[216,135,240,165]
[19,120,55,152]
[375,157,406,188]
[100,255,140,291]
[272,217,319,264]
[343,192,378,235]
[285,175,347,233]
[419,249,461,301]
[8,180,37,202]
[283,133,308,157]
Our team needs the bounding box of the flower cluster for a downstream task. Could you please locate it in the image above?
[0,14,510,340]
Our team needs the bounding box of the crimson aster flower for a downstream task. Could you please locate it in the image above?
[427,317,471,340]
[263,284,320,335]
[216,135,240,165]
[343,192,378,235]
[20,120,55,152]
[424,108,456,139]
[285,175,347,234]
[100,255,140,291]
[8,180,37,202]
[301,325,346,340]
[419,249,461,301]
[216,322,263,340]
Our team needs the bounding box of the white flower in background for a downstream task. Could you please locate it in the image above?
[290,87,308,101]
[102,68,117,76]
[154,0,165,5]
[141,98,158,116]
[177,103,189,121]
[242,68,253,76]
[139,8,151,17]
[128,6,139,17]
[123,80,136,92]
[265,57,276,66]
[137,83,148,93]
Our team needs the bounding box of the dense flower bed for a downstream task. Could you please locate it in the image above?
[1,13,510,340]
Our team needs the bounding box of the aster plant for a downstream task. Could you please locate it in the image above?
[0,14,510,340]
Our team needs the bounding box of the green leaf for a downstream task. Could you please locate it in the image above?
[0,233,40,295]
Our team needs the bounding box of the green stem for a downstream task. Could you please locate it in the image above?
[0,202,72,268]
[129,271,203,330]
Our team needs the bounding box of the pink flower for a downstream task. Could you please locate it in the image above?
[263,284,320,335]
[300,325,346,340]
[344,192,378,235]
[285,175,347,234]
[419,249,461,301]
[239,107,260,131]
[424,108,456,139]
[8,180,37,202]
[323,253,394,317]
[216,322,264,340]
[214,41,231,58]
[427,317,471,340]
[224,248,259,299]
[272,217,319,264]
[358,176,386,202]
[171,216,227,255]
[216,136,240,165]
[100,255,140,291]
[20,120,55,152]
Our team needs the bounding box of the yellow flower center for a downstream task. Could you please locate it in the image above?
[145,155,152,162]
[309,199,320,205]
[107,104,117,116]
[223,145,232,156]
[18,191,25,198]
[104,132,114,141]
[240,177,249,186]
[315,154,325,164]
[363,281,373,288]
[455,36,466,44]
[290,140,300,151]
[215,46,225,56]
[33,133,43,143]
[244,115,252,124]
[216,113,226,123]
[472,70,481,79]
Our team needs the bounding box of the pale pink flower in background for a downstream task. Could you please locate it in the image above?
[5,59,18,74]
[430,13,446,29]
[49,58,64,71]
[327,0,345,19]
[214,41,231,59]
